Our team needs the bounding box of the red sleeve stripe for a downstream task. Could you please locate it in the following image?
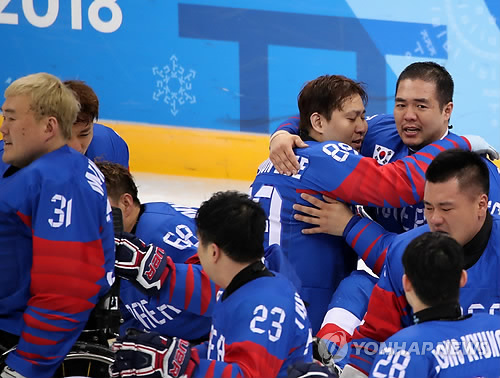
[360,235,382,262]
[30,237,106,313]
[16,211,32,228]
[277,122,292,130]
[351,223,371,249]
[15,348,60,361]
[206,360,216,377]
[32,236,105,265]
[414,151,434,161]
[221,364,234,378]
[21,331,59,346]
[460,136,471,150]
[200,270,212,316]
[372,248,388,275]
[350,352,371,365]
[296,189,320,195]
[31,308,79,323]
[445,136,460,148]
[168,259,177,302]
[429,142,445,152]
[185,264,195,309]
[23,313,78,333]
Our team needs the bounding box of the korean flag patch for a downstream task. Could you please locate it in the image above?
[373,144,395,165]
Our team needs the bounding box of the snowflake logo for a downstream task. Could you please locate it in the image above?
[152,55,196,116]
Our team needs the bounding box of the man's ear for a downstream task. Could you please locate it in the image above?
[212,243,222,263]
[443,102,453,123]
[459,270,468,288]
[44,116,59,140]
[477,193,489,216]
[119,193,135,217]
[309,112,323,134]
[402,273,413,294]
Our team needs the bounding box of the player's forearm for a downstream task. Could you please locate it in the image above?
[156,261,218,317]
[336,133,470,208]
[272,115,300,136]
[343,217,396,275]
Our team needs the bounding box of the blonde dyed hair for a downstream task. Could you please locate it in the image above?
[5,73,80,140]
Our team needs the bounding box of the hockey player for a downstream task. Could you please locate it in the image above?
[270,62,499,232]
[270,62,499,355]
[370,232,500,377]
[64,80,130,167]
[249,74,473,333]
[336,149,500,377]
[0,79,129,176]
[0,73,115,378]
[96,161,211,341]
[110,191,313,377]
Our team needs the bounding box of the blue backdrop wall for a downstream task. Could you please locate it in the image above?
[1,0,499,147]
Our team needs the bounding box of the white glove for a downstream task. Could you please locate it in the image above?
[339,364,368,378]
[1,366,27,378]
[464,135,499,160]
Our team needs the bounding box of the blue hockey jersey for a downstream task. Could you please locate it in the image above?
[85,123,130,168]
[119,202,212,341]
[276,114,442,233]
[370,313,500,377]
[191,273,312,377]
[347,216,500,376]
[251,134,471,332]
[0,123,129,173]
[342,156,500,276]
[0,145,115,378]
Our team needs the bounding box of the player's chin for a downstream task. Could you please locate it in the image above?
[351,140,363,151]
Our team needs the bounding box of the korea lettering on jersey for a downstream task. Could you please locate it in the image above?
[189,276,313,377]
[347,216,500,375]
[370,314,500,377]
[118,201,212,340]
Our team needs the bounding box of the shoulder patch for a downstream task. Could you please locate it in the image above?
[373,144,395,165]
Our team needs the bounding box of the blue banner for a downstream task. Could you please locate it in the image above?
[1,0,499,147]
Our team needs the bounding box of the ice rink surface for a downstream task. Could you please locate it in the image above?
[134,172,252,208]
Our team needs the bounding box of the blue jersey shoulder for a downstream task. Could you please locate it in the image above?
[86,123,129,167]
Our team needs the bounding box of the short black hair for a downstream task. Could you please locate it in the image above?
[402,232,464,307]
[426,149,489,197]
[396,61,453,111]
[298,75,367,138]
[195,191,266,263]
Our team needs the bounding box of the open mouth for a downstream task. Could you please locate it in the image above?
[351,139,363,151]
[402,126,420,136]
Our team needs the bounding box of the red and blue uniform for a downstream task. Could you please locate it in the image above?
[140,257,313,377]
[252,131,471,332]
[370,312,500,378]
[0,145,115,378]
[119,202,212,341]
[346,215,500,376]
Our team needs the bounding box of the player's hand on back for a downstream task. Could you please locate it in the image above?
[293,194,355,236]
[114,232,170,296]
[270,131,308,175]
